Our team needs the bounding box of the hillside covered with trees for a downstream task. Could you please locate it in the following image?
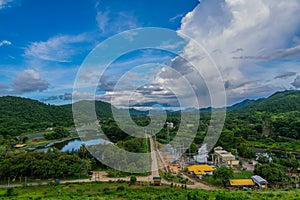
[1,90,300,151]
[0,97,114,136]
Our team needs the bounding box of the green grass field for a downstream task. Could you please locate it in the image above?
[233,171,254,179]
[249,140,300,153]
[0,182,299,200]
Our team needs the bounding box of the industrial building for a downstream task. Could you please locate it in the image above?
[212,146,239,167]
[186,164,215,179]
[193,143,209,164]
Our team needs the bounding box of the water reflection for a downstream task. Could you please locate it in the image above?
[38,138,112,152]
[60,139,111,152]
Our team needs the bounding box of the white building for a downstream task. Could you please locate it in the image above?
[193,144,209,163]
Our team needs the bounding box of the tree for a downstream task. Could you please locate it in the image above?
[237,142,255,158]
[130,175,137,185]
[213,166,233,187]
[254,162,287,184]
[186,143,198,155]
[44,127,69,140]
[79,144,88,159]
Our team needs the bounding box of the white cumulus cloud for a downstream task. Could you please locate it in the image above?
[0,40,11,47]
[175,0,300,104]
[12,69,49,94]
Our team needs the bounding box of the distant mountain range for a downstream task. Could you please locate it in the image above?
[0,90,299,136]
[227,90,300,113]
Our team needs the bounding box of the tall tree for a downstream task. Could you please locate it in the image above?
[213,166,233,187]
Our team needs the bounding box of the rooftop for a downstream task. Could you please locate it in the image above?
[14,144,27,148]
[252,175,268,184]
[187,164,214,175]
[214,147,235,161]
[230,179,255,186]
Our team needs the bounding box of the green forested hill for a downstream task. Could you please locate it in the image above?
[0,96,114,136]
[1,90,300,139]
[222,90,300,151]
[229,90,300,114]
[0,96,73,136]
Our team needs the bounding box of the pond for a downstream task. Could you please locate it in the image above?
[38,138,112,152]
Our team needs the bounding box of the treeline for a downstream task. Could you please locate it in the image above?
[254,153,299,187]
[0,150,91,179]
[44,127,70,140]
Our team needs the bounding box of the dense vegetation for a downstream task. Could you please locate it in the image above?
[0,150,91,179]
[212,166,233,187]
[211,90,300,154]
[2,90,300,145]
[0,96,73,136]
[1,90,300,155]
[44,127,70,140]
[0,90,300,188]
[253,152,299,186]
[0,182,300,199]
[0,97,114,137]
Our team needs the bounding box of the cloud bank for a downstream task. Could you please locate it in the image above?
[176,0,300,104]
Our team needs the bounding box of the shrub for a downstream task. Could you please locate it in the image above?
[103,187,111,194]
[130,175,137,184]
[76,189,83,193]
[116,186,125,191]
[5,188,16,197]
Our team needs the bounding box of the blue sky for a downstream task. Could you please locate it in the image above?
[0,0,300,108]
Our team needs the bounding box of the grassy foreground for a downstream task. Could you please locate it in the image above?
[0,182,300,200]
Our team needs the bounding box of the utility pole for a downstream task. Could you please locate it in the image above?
[167,126,170,143]
[145,129,150,187]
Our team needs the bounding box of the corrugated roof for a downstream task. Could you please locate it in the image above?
[230,179,255,186]
[187,165,214,175]
[252,175,268,184]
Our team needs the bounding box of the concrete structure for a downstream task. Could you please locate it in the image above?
[213,146,238,167]
[252,175,268,189]
[193,143,208,164]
